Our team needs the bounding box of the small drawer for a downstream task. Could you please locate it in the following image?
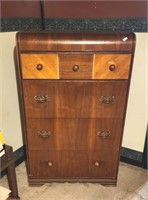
[20,54,59,79]
[28,150,118,178]
[93,54,132,79]
[59,54,93,79]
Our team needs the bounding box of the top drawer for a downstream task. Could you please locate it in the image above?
[20,53,131,80]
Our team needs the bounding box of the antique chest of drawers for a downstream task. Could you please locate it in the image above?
[15,32,135,185]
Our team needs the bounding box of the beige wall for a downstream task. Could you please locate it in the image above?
[122,33,148,152]
[0,32,23,151]
[0,32,147,152]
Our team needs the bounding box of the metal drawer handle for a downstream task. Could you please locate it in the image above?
[34,95,48,103]
[36,131,52,138]
[97,131,111,139]
[100,96,115,104]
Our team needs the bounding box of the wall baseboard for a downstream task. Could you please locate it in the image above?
[13,145,26,166]
[120,147,143,168]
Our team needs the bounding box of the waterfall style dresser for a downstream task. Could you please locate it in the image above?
[15,32,135,185]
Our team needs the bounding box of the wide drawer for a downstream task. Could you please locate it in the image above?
[94,54,132,79]
[23,80,128,119]
[20,54,59,79]
[28,150,118,178]
[59,54,93,79]
[26,118,123,151]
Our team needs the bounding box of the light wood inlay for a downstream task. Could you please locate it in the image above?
[93,54,132,79]
[21,54,59,79]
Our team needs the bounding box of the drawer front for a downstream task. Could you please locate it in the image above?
[26,118,123,151]
[94,54,132,79]
[59,54,93,79]
[23,80,128,119]
[20,54,59,79]
[28,150,118,178]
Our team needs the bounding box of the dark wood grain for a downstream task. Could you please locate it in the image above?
[59,54,93,79]
[17,32,135,52]
[23,80,128,119]
[28,150,118,178]
[26,118,123,151]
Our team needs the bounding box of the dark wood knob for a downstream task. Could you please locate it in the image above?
[48,161,53,167]
[94,161,100,167]
[36,64,43,70]
[72,65,79,72]
[109,64,116,71]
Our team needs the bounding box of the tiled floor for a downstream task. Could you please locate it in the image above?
[0,162,148,200]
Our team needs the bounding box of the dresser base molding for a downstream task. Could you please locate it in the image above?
[28,177,117,186]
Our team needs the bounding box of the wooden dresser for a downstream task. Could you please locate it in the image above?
[15,32,135,185]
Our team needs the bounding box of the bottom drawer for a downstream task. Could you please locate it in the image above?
[28,150,119,178]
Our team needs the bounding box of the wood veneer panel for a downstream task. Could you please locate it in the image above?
[59,54,93,79]
[93,54,132,79]
[28,150,118,178]
[23,80,128,119]
[26,118,123,151]
[21,54,59,79]
[17,32,134,52]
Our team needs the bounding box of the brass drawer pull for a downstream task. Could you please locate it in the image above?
[94,161,100,167]
[72,65,79,72]
[34,95,48,103]
[100,96,114,104]
[37,131,52,138]
[109,64,116,71]
[36,64,43,71]
[48,161,53,167]
[97,131,110,139]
